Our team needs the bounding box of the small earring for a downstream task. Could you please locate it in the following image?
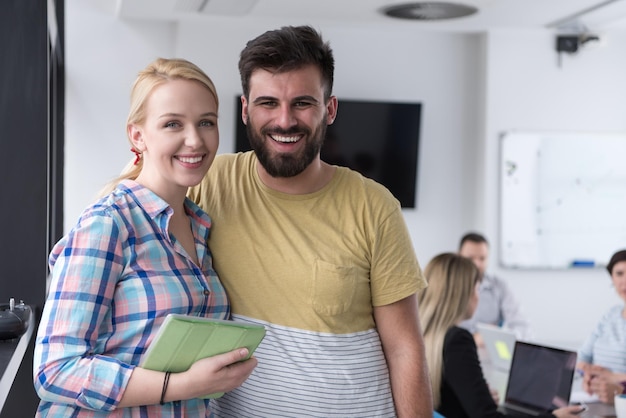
[130,148,142,165]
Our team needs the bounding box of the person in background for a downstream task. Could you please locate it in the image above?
[419,253,585,418]
[33,58,256,416]
[458,232,531,346]
[188,25,433,416]
[577,249,626,404]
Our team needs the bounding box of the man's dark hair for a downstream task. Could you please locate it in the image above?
[607,249,626,275]
[459,232,489,250]
[238,25,335,101]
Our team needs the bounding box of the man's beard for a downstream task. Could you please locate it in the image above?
[246,116,327,178]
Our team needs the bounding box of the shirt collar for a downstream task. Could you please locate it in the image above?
[116,179,212,231]
[118,179,171,219]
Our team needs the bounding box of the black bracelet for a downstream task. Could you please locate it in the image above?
[160,371,171,405]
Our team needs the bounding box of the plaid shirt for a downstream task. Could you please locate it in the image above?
[34,180,229,417]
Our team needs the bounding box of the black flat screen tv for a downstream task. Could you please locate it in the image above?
[234,97,421,208]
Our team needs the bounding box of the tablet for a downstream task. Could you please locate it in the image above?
[140,313,266,398]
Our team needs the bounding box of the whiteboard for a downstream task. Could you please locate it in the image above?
[499,131,626,269]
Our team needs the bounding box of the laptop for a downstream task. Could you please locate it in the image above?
[477,322,516,371]
[498,341,578,417]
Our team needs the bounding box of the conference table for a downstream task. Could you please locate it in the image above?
[479,346,617,418]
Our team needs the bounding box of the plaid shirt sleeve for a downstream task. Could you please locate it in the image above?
[34,207,134,411]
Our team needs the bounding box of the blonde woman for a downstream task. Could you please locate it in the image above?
[34,58,256,416]
[419,253,583,417]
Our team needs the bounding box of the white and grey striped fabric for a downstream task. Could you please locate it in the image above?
[211,316,396,417]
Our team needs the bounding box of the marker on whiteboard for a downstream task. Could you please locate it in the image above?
[571,259,595,268]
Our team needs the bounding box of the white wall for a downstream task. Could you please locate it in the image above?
[482,29,626,348]
[65,0,625,350]
[65,0,177,212]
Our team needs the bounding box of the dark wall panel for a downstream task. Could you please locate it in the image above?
[0,0,60,416]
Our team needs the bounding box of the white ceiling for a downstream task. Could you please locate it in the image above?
[115,0,626,33]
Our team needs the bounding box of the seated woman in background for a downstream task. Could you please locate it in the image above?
[578,249,626,403]
[418,253,584,417]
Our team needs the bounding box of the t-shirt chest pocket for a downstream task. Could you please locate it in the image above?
[310,259,357,316]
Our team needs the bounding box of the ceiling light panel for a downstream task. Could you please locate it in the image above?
[381,2,479,20]
[174,0,206,12]
[200,0,258,16]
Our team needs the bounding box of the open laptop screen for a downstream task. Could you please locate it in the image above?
[504,341,577,413]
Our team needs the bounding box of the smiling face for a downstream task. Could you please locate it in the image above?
[242,65,337,178]
[129,78,219,201]
[612,261,626,301]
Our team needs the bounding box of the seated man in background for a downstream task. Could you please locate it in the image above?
[458,232,531,346]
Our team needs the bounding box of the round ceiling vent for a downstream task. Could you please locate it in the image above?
[381,2,478,20]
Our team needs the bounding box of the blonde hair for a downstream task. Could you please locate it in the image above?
[99,57,219,197]
[418,253,480,408]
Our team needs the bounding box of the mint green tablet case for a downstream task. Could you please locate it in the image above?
[140,314,266,398]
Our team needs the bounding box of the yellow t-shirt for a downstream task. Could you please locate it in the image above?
[189,151,426,334]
